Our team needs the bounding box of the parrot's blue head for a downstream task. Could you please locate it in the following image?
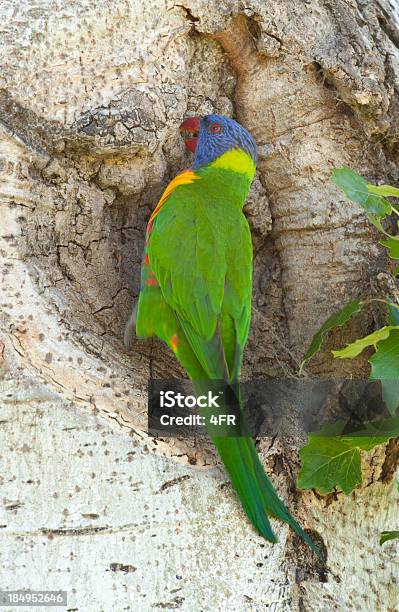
[179,114,257,170]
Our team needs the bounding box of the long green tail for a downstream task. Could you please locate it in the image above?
[214,435,276,542]
[214,434,317,551]
[195,380,318,552]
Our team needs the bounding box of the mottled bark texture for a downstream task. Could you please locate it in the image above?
[0,1,398,611]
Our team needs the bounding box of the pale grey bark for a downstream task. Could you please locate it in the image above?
[1,1,399,610]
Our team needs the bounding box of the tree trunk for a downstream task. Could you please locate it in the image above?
[1,1,398,610]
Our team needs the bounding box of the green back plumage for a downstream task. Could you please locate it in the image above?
[147,166,252,379]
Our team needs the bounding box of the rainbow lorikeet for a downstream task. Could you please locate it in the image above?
[126,114,316,550]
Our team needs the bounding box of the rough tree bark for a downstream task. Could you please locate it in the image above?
[0,1,398,610]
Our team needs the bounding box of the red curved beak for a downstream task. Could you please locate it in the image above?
[179,116,200,153]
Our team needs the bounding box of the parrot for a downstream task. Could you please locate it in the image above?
[125,114,317,551]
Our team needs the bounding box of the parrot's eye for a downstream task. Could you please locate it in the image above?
[209,122,222,134]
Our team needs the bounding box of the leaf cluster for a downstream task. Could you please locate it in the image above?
[298,167,399,509]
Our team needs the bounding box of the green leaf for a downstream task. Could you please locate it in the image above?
[298,436,362,494]
[363,194,392,217]
[332,326,398,359]
[301,300,364,369]
[380,237,399,260]
[297,419,398,494]
[380,531,399,546]
[370,329,399,380]
[381,380,399,416]
[332,167,392,218]
[368,329,399,415]
[338,418,399,448]
[367,184,399,198]
[332,167,368,204]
